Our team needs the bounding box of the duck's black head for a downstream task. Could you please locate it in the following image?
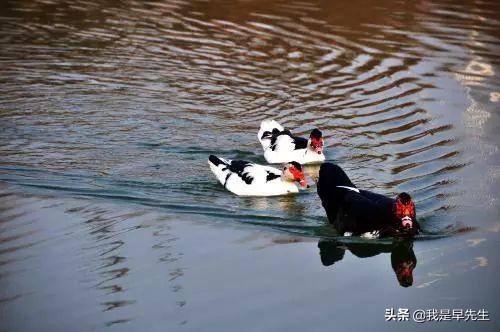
[309,129,324,154]
[397,192,412,204]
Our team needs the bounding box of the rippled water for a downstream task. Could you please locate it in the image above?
[0,0,499,330]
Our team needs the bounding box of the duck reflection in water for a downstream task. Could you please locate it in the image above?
[318,239,417,287]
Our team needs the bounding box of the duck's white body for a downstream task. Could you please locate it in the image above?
[257,120,326,164]
[208,155,299,196]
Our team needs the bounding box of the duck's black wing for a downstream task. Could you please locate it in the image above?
[291,135,308,150]
[358,190,395,211]
[263,129,308,151]
[337,190,389,234]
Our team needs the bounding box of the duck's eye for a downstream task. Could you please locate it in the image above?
[284,167,288,170]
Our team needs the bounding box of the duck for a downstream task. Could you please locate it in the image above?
[257,120,325,164]
[317,163,420,238]
[208,155,308,196]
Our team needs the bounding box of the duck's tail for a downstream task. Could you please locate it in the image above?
[317,163,356,201]
[317,163,357,224]
[258,119,284,150]
[208,155,231,185]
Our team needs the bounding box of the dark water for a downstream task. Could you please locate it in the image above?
[0,0,499,331]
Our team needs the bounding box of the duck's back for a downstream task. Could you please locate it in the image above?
[341,191,394,229]
[358,190,395,210]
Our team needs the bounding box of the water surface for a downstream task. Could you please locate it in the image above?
[0,0,499,330]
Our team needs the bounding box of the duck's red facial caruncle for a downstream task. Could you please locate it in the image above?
[287,162,308,188]
[310,137,324,154]
[309,129,324,154]
[395,193,416,229]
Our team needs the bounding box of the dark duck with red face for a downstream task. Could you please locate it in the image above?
[317,163,420,238]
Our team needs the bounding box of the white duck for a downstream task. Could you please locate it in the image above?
[257,120,326,164]
[208,155,308,196]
